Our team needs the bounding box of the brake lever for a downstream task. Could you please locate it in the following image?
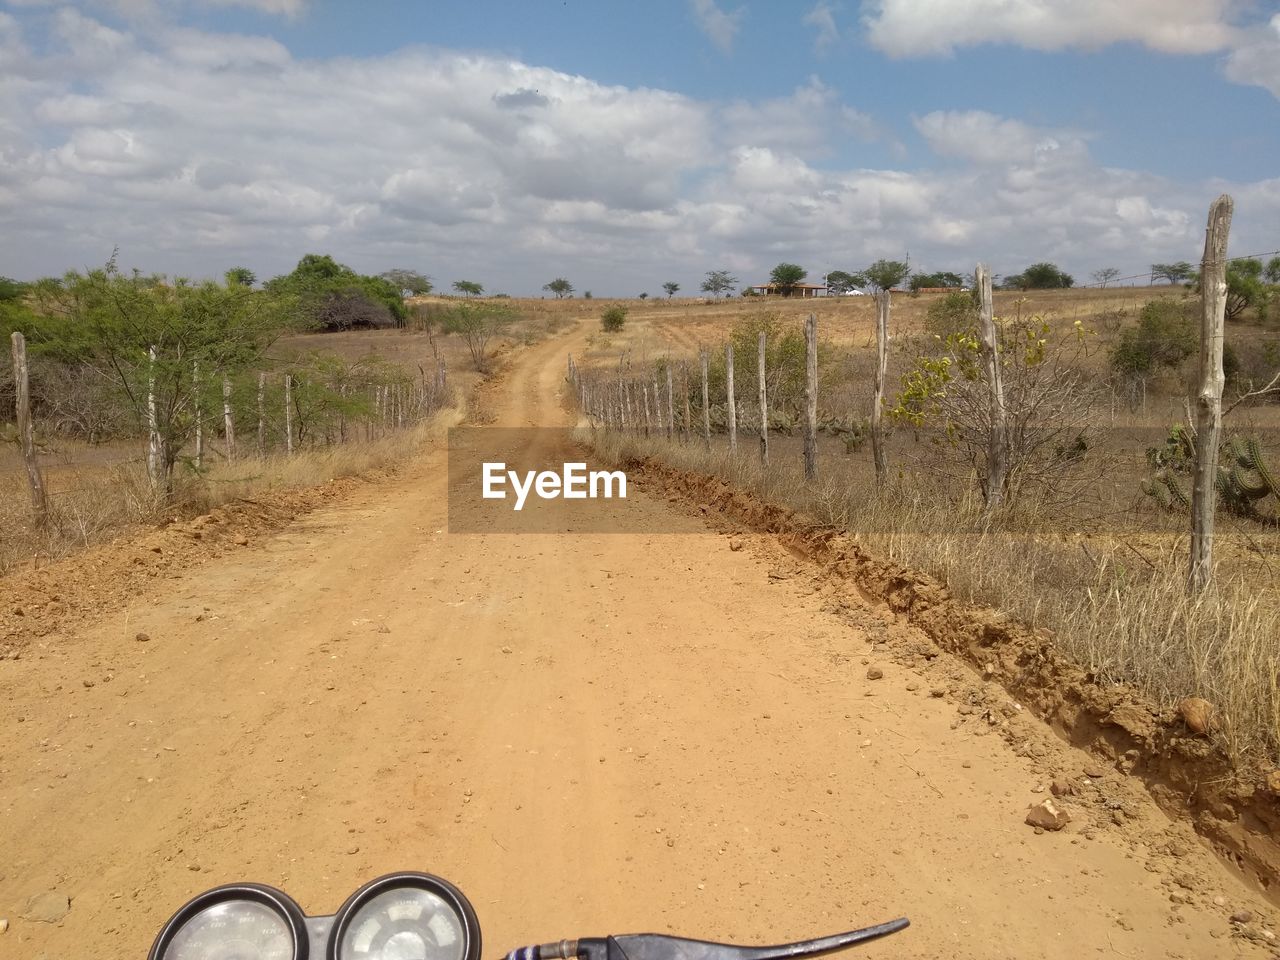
[507,918,910,960]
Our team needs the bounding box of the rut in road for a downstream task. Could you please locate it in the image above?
[0,317,1275,960]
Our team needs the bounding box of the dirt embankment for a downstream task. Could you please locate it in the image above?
[623,455,1280,899]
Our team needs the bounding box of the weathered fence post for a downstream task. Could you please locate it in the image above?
[758,330,769,466]
[682,362,691,442]
[146,345,161,490]
[803,313,817,481]
[642,381,652,437]
[871,291,890,485]
[726,342,737,454]
[700,347,711,451]
[666,365,675,439]
[193,361,204,470]
[10,332,48,524]
[257,372,266,456]
[976,264,1006,512]
[1190,194,1234,592]
[284,374,294,455]
[222,375,236,459]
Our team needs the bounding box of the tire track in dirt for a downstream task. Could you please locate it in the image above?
[0,322,1276,960]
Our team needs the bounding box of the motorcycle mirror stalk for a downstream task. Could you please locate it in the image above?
[506,918,911,960]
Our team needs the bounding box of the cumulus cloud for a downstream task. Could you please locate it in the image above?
[1223,14,1280,98]
[690,0,742,54]
[864,0,1241,57]
[803,2,840,54]
[0,8,1275,292]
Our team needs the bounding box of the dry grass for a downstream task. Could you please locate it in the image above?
[0,413,455,577]
[589,428,1280,770]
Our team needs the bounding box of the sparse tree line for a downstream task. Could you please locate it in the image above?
[1,254,454,505]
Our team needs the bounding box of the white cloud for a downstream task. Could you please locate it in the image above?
[690,0,742,54]
[803,2,840,54]
[202,0,306,15]
[864,0,1242,57]
[1223,14,1280,98]
[0,10,1275,292]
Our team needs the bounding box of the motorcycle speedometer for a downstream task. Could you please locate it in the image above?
[329,873,481,960]
[149,884,309,960]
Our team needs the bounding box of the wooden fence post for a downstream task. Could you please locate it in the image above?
[1190,194,1234,592]
[284,374,294,455]
[726,342,737,454]
[10,332,48,523]
[222,375,236,459]
[257,372,266,456]
[976,264,1006,512]
[803,313,817,481]
[700,347,711,451]
[682,362,691,442]
[871,291,890,485]
[666,365,675,439]
[193,361,203,470]
[642,381,652,437]
[146,345,160,490]
[758,330,769,466]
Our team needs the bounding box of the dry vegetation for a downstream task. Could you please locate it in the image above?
[571,287,1280,770]
[1,301,569,575]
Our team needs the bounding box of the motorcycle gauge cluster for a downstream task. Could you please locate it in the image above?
[148,872,482,960]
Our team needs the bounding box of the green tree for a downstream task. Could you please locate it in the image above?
[1223,258,1270,323]
[909,271,965,291]
[266,254,406,329]
[663,281,680,298]
[824,270,861,294]
[769,262,807,296]
[638,292,649,300]
[380,269,433,296]
[543,277,574,298]
[1110,299,1197,378]
[19,261,295,494]
[442,302,515,370]
[1013,262,1074,289]
[225,267,256,287]
[700,270,738,298]
[1266,256,1280,285]
[1152,262,1195,285]
[601,305,627,332]
[453,280,483,297]
[1091,267,1120,287]
[858,259,910,292]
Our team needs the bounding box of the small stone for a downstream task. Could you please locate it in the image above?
[24,892,70,923]
[1266,769,1280,796]
[666,838,675,848]
[187,863,201,872]
[1050,779,1076,797]
[1083,763,1105,778]
[501,646,512,654]
[1178,697,1215,735]
[0,918,8,934]
[346,845,360,855]
[82,679,94,688]
[729,539,744,552]
[136,632,150,643]
[1231,911,1254,924]
[905,681,920,692]
[233,534,249,546]
[1025,798,1071,831]
[930,688,946,698]
[866,666,883,681]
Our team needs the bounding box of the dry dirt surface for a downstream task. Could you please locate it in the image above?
[2,317,1278,960]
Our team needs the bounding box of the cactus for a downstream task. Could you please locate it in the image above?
[1141,431,1280,519]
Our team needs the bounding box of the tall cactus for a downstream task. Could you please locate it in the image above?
[1142,430,1280,518]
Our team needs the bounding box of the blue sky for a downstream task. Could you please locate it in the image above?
[1,0,1278,295]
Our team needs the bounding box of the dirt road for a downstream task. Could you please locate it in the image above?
[1,318,1273,959]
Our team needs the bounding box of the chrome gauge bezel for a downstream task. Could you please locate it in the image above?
[326,872,482,960]
[148,882,309,960]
